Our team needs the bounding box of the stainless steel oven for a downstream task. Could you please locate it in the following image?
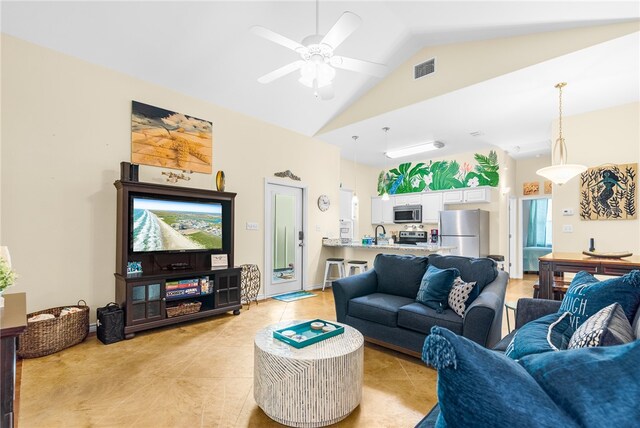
[393,204,422,223]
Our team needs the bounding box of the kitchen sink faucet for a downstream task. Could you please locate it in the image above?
[374,225,386,245]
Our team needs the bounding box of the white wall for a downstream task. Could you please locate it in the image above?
[551,102,640,253]
[0,35,341,317]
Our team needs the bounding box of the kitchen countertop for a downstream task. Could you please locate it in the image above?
[322,240,455,253]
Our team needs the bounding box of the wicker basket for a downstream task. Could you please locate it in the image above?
[166,301,202,317]
[17,300,89,359]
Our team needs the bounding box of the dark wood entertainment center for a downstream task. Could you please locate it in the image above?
[114,180,241,338]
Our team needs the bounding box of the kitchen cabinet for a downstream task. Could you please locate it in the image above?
[371,196,394,224]
[421,193,444,223]
[442,191,463,204]
[442,187,492,205]
[463,187,492,203]
[394,194,422,206]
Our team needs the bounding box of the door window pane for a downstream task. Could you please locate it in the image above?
[148,283,161,300]
[132,303,145,320]
[273,193,296,283]
[132,285,146,302]
[147,301,161,318]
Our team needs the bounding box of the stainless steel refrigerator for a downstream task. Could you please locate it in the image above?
[439,209,490,257]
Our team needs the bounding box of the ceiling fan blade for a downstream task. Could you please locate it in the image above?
[251,26,305,52]
[330,56,386,77]
[258,60,305,84]
[317,84,334,100]
[320,12,361,50]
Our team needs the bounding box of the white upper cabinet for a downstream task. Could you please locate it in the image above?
[394,194,422,206]
[371,196,395,224]
[442,191,463,204]
[463,187,492,203]
[442,187,492,205]
[421,193,444,223]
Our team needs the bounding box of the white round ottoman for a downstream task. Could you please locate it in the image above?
[254,320,364,427]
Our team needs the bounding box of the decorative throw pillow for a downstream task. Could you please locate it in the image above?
[519,339,640,427]
[505,312,574,360]
[558,270,640,330]
[422,327,578,428]
[416,265,460,313]
[568,303,635,349]
[447,277,476,317]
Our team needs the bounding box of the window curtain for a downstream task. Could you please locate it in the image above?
[526,199,550,247]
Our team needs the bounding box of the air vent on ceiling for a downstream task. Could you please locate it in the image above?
[414,58,435,80]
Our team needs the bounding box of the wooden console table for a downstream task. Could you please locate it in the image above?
[1,293,27,428]
[538,253,640,300]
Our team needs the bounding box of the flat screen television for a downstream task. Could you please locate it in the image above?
[130,195,224,253]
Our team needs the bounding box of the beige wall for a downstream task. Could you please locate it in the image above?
[551,102,640,253]
[320,22,640,134]
[1,35,342,316]
[339,157,378,238]
[515,156,553,198]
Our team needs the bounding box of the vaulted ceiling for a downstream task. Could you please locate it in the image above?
[2,1,639,165]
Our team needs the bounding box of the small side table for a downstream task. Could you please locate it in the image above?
[504,301,517,333]
[1,293,27,428]
[254,320,364,427]
[240,264,260,309]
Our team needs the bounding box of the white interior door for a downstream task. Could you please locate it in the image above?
[265,183,303,296]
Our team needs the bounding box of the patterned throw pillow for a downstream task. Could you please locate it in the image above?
[558,270,640,330]
[568,303,635,349]
[448,277,476,317]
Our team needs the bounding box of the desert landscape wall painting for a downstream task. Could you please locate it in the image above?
[131,101,213,173]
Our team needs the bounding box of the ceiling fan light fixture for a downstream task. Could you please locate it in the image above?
[299,62,335,88]
[386,141,444,159]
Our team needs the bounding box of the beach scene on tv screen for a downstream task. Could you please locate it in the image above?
[133,198,222,252]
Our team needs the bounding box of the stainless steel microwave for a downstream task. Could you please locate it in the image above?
[393,204,422,223]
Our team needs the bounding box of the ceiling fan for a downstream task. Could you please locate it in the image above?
[251,3,386,100]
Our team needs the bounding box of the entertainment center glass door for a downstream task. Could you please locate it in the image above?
[129,281,164,324]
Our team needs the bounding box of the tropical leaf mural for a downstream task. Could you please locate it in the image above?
[377,150,500,195]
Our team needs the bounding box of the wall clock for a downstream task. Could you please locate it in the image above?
[317,194,330,212]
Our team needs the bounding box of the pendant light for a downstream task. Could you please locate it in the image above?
[352,135,359,205]
[381,127,390,201]
[536,82,587,185]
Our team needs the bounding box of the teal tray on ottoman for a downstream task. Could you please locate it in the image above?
[273,319,344,348]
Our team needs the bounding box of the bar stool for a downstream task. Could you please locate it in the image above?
[346,260,368,276]
[487,255,505,271]
[322,258,346,291]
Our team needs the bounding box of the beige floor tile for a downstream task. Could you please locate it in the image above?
[18,275,535,427]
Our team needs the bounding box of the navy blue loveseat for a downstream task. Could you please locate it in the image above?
[332,253,509,356]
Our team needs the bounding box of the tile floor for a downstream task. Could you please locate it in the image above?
[17,275,535,427]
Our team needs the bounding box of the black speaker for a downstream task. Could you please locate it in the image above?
[120,161,139,182]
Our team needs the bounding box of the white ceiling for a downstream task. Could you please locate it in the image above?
[2,1,639,165]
